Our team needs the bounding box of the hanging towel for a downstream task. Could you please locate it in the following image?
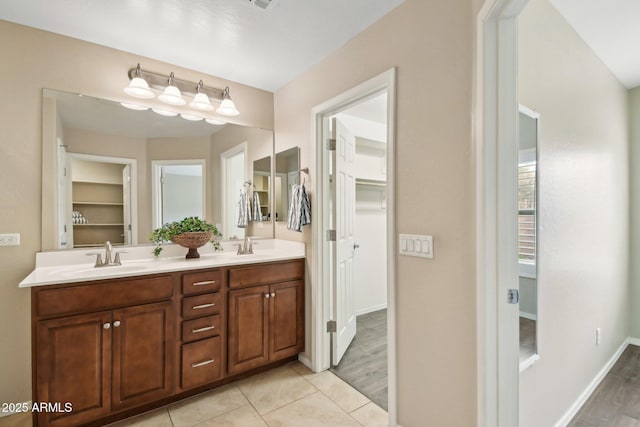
[252,190,262,222]
[287,182,311,232]
[237,190,250,228]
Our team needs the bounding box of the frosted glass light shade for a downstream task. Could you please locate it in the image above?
[205,118,226,125]
[152,108,178,117]
[216,98,239,116]
[189,93,214,111]
[158,85,186,105]
[120,102,149,111]
[180,113,203,121]
[124,77,154,99]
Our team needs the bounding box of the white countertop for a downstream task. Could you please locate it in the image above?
[20,239,305,288]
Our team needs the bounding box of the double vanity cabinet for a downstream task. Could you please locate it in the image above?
[29,258,305,427]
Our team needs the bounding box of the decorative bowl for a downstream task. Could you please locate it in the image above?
[171,231,213,259]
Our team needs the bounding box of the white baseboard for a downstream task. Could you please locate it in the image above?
[356,303,387,317]
[297,354,315,371]
[519,311,537,321]
[553,338,630,427]
[0,401,31,418]
[628,337,640,347]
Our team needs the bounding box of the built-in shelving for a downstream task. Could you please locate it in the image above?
[72,181,125,248]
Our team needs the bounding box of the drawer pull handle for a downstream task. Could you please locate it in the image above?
[192,359,215,368]
[192,325,215,333]
[193,280,216,286]
[192,303,216,310]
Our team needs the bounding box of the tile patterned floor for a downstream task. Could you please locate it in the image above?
[0,363,388,427]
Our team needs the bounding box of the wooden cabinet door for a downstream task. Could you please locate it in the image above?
[269,280,305,361]
[36,311,112,427]
[228,285,270,375]
[111,301,174,410]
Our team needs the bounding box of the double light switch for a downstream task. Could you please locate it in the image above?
[399,234,433,259]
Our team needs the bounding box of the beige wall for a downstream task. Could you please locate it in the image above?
[518,0,630,425]
[630,86,640,338]
[274,0,477,425]
[0,19,273,406]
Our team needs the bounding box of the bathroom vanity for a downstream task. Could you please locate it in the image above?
[21,241,305,427]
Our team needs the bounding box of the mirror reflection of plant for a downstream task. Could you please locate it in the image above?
[150,217,222,257]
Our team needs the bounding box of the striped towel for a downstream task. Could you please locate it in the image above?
[237,190,250,228]
[287,182,311,232]
[252,191,262,222]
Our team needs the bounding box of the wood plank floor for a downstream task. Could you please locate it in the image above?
[520,317,537,362]
[330,309,388,410]
[569,344,640,426]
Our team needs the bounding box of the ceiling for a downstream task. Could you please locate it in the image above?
[550,0,640,89]
[0,0,404,92]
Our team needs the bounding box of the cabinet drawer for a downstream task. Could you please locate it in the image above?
[35,275,174,318]
[181,337,221,389]
[182,293,221,319]
[182,270,222,296]
[228,260,304,289]
[182,315,221,343]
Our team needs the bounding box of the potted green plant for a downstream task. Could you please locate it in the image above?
[150,216,222,259]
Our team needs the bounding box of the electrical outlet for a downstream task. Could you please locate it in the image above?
[0,233,20,246]
[596,328,601,346]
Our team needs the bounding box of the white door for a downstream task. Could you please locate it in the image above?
[332,117,357,365]
[122,164,132,245]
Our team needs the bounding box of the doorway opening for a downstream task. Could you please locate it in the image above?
[311,68,396,424]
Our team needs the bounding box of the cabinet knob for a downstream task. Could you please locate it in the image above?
[113,320,121,328]
[270,292,276,298]
[265,293,271,299]
[103,323,111,330]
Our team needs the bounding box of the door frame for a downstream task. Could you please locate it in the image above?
[220,142,248,239]
[476,0,530,425]
[66,153,138,246]
[310,68,397,425]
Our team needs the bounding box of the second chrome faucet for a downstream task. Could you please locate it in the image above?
[87,241,126,267]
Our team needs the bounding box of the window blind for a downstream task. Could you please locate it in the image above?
[518,163,536,262]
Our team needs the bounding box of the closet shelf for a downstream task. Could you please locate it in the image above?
[355,178,386,187]
[73,201,124,206]
[73,223,124,227]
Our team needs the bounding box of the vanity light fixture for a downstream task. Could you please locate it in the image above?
[152,108,178,117]
[216,87,240,116]
[124,64,240,116]
[120,102,149,111]
[180,113,204,121]
[158,73,186,106]
[189,81,214,111]
[123,64,154,99]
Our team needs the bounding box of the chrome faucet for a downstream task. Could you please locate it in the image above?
[234,237,257,255]
[87,241,126,267]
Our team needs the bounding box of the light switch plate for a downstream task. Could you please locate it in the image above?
[399,234,433,259]
[0,233,20,246]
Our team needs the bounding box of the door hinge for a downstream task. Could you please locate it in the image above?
[128,224,132,231]
[507,288,519,304]
[326,320,337,333]
[326,230,336,241]
[327,138,336,151]
[63,167,67,177]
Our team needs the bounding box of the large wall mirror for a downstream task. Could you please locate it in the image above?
[518,105,539,367]
[41,89,274,250]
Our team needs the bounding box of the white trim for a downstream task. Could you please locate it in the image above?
[297,354,313,370]
[356,303,387,317]
[553,338,630,427]
[519,311,537,321]
[519,354,540,373]
[151,159,206,228]
[628,337,640,347]
[220,142,248,239]
[311,68,397,426]
[476,0,530,425]
[0,401,32,418]
[519,262,536,279]
[67,152,138,246]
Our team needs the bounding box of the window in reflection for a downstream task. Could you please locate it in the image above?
[152,160,205,227]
